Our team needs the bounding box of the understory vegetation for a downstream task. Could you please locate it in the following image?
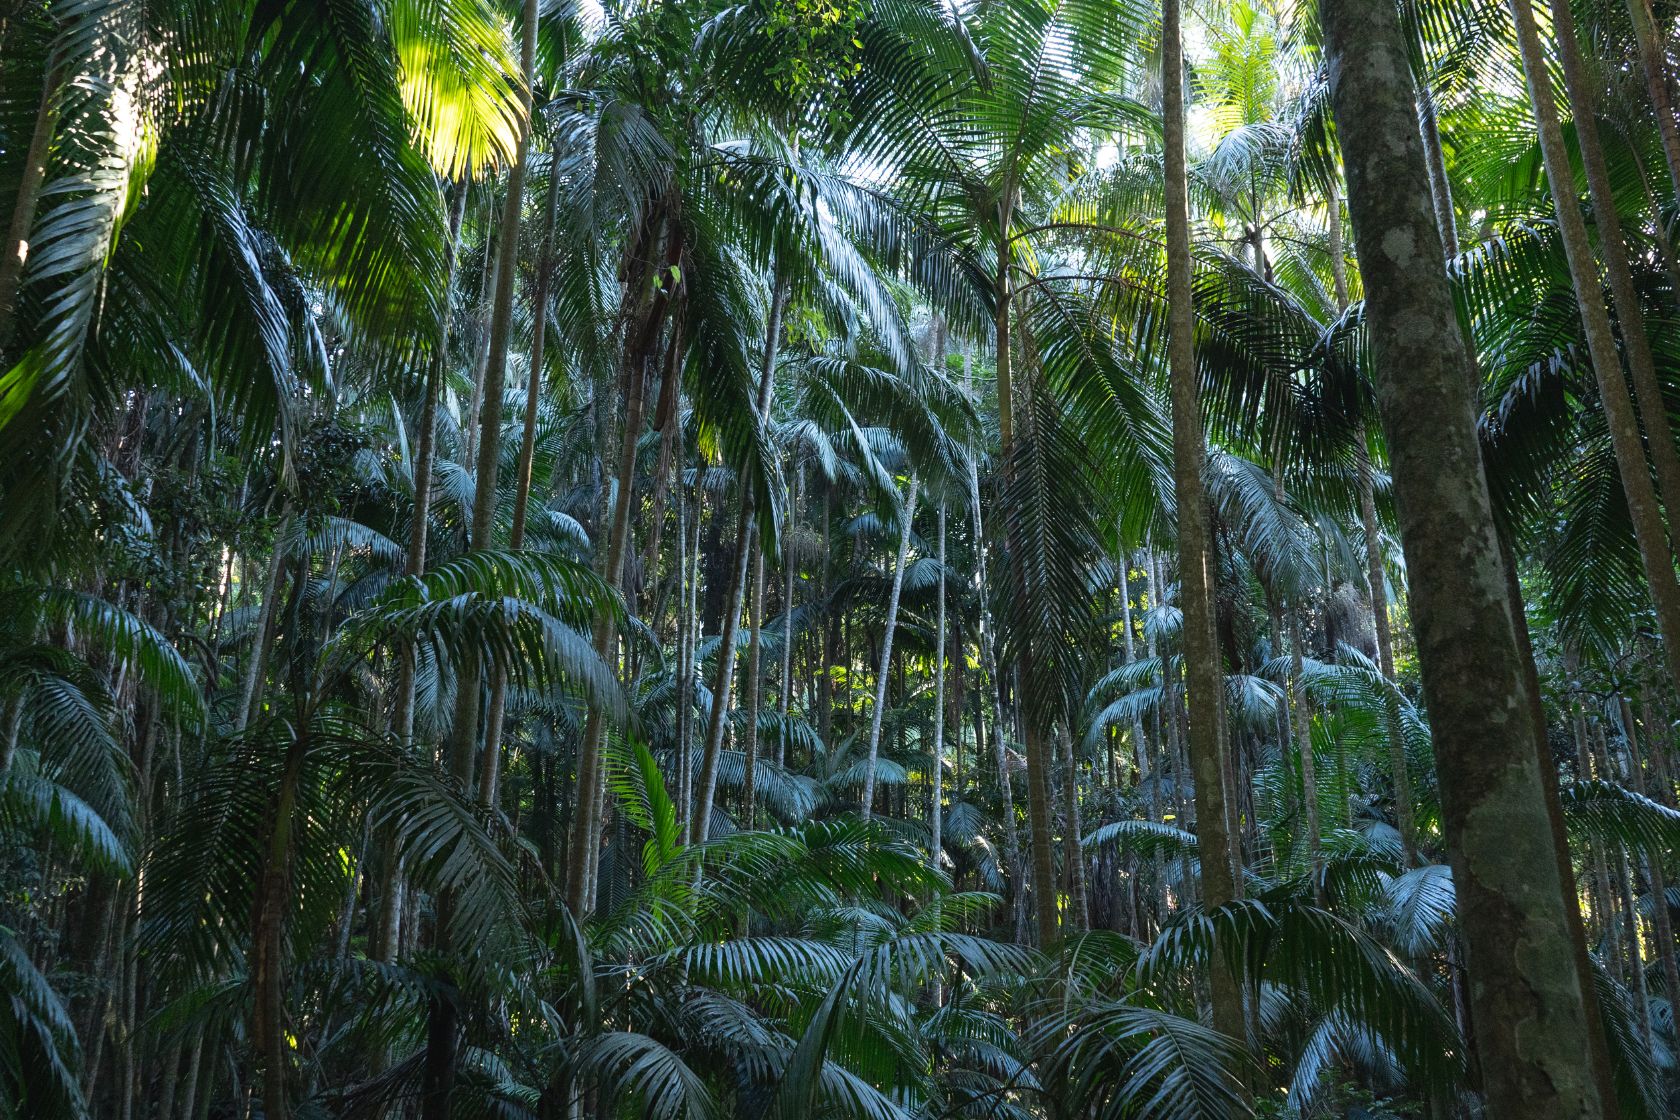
[4,0,1680,1117]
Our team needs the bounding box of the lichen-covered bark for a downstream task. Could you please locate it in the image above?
[1319,0,1604,1115]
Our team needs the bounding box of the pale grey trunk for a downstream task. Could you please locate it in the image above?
[861,473,920,819]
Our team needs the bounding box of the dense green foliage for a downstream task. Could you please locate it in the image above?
[3,0,1680,1117]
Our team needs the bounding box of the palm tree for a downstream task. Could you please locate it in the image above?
[1162,0,1245,1050]
[14,1,1680,1116]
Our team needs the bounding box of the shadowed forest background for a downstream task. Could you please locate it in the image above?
[4,0,1680,1117]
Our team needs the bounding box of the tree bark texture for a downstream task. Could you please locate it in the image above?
[1321,0,1606,1113]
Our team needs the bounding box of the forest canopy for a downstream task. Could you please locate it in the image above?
[3,0,1680,1118]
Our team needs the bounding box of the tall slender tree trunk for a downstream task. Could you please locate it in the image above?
[1622,0,1680,205]
[381,182,467,978]
[966,425,1024,940]
[931,502,946,868]
[1334,175,1416,863]
[692,275,785,844]
[567,209,686,904]
[1164,0,1243,1045]
[742,537,766,829]
[481,149,564,810]
[450,0,539,795]
[1575,708,1621,961]
[1622,696,1680,1020]
[1118,555,1153,815]
[1059,721,1088,933]
[778,473,798,768]
[1415,90,1457,254]
[0,50,64,349]
[638,335,686,618]
[564,342,653,906]
[1509,0,1680,703]
[463,201,499,470]
[861,474,919,819]
[1549,0,1680,554]
[994,212,1057,947]
[1289,610,1322,880]
[424,7,538,1116]
[1358,428,1415,862]
[509,145,564,548]
[677,480,699,838]
[1320,0,1607,1113]
[252,724,310,1119]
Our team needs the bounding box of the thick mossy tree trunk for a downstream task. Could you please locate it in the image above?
[1162,0,1243,1046]
[1319,0,1606,1114]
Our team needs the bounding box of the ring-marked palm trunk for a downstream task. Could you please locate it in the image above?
[1163,0,1244,1046]
[1319,0,1607,1114]
[861,473,918,819]
[1507,0,1680,709]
